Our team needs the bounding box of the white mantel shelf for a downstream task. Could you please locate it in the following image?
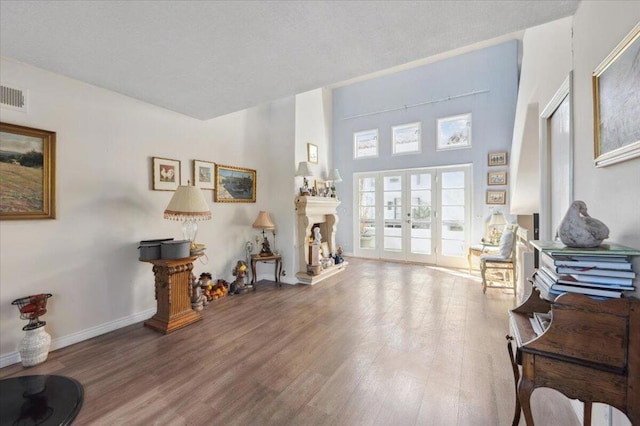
[294,196,346,285]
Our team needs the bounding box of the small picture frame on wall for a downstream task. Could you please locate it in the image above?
[193,160,215,190]
[486,190,506,205]
[488,151,508,167]
[487,171,507,186]
[307,143,318,164]
[437,113,471,150]
[153,157,181,191]
[354,129,378,159]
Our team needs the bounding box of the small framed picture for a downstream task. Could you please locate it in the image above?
[152,157,181,191]
[392,122,421,155]
[354,129,378,159]
[488,151,508,166]
[437,113,471,150]
[193,160,215,190]
[486,190,506,205]
[487,171,507,186]
[314,179,328,196]
[214,164,256,203]
[307,143,318,163]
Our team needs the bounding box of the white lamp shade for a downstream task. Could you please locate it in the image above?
[252,211,275,229]
[489,211,507,226]
[295,161,313,177]
[164,185,212,221]
[328,169,342,183]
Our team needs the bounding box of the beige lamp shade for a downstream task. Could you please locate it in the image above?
[489,211,507,227]
[295,161,313,177]
[328,169,342,183]
[164,184,211,244]
[252,211,275,230]
[164,185,212,221]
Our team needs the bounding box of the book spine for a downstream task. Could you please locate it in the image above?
[556,267,635,279]
[553,260,632,270]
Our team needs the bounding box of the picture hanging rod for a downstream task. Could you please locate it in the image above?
[341,89,490,121]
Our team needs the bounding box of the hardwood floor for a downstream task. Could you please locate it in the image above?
[0,258,580,425]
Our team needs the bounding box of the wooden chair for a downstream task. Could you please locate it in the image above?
[480,224,518,293]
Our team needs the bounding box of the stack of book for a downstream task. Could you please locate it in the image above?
[531,241,639,300]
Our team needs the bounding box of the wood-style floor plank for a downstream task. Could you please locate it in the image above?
[0,257,580,425]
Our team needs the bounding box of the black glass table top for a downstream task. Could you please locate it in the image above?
[0,375,83,426]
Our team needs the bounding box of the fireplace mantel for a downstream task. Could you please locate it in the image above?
[294,196,347,284]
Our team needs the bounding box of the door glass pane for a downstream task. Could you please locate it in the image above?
[359,177,376,249]
[384,175,402,251]
[410,173,432,254]
[441,171,465,257]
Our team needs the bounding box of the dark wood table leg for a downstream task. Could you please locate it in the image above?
[251,258,257,285]
[583,402,592,426]
[507,336,521,426]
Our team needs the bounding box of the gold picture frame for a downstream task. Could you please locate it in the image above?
[486,190,506,205]
[214,164,256,203]
[152,157,181,191]
[307,143,318,163]
[487,171,507,186]
[314,179,328,196]
[593,23,640,167]
[488,151,508,167]
[193,160,215,190]
[0,122,56,220]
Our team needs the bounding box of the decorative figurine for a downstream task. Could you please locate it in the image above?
[558,200,609,248]
[313,226,322,245]
[231,260,248,294]
[260,236,273,256]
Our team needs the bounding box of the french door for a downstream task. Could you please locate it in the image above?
[354,165,470,268]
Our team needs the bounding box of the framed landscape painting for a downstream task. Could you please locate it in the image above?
[392,122,421,155]
[593,23,640,167]
[193,160,215,190]
[152,157,181,191]
[214,164,256,203]
[354,129,378,159]
[437,113,471,150]
[0,122,56,220]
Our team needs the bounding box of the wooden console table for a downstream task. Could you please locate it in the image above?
[142,256,202,334]
[508,288,639,425]
[250,254,282,287]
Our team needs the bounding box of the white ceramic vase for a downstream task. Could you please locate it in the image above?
[19,327,51,367]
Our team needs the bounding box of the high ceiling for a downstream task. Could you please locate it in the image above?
[0,1,580,120]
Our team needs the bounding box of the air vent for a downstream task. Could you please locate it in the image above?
[0,83,28,112]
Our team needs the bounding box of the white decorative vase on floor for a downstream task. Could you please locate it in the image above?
[19,326,51,367]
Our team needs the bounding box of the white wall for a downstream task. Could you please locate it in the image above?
[0,57,297,366]
[513,2,640,425]
[572,6,640,423]
[510,17,572,214]
[293,88,334,268]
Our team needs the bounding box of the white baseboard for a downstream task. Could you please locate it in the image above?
[0,308,155,368]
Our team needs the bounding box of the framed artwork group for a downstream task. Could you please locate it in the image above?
[152,157,256,203]
[486,151,508,205]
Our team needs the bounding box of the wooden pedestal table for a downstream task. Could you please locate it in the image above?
[250,254,283,288]
[143,256,202,334]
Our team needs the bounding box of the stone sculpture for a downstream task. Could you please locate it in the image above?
[558,200,609,248]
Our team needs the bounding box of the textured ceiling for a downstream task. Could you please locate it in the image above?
[0,1,580,120]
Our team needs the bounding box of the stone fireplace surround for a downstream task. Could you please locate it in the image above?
[294,196,347,284]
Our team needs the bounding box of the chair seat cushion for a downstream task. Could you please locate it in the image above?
[481,254,511,262]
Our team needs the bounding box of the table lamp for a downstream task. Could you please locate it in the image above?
[252,211,275,256]
[488,210,507,244]
[164,182,212,245]
[295,161,313,195]
[328,169,342,198]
